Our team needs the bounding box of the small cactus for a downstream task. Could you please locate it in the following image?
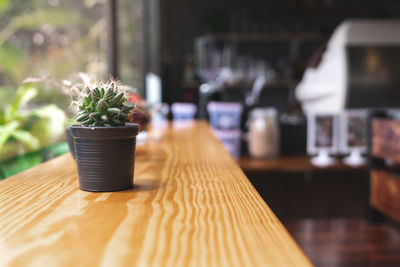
[74,81,134,127]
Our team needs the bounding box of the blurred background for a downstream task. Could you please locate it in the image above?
[3,0,399,176]
[1,1,400,265]
[0,0,143,177]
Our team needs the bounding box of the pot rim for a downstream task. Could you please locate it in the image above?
[69,123,140,139]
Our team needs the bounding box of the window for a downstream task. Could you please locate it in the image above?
[0,0,143,107]
[119,0,143,93]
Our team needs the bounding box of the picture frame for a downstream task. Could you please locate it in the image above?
[339,109,367,154]
[387,109,400,121]
[307,113,339,155]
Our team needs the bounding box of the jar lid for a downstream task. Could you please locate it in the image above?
[207,101,243,112]
[171,103,197,113]
[249,108,277,118]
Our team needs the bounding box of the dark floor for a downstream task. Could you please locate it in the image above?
[246,170,368,219]
[246,170,400,266]
[284,219,400,267]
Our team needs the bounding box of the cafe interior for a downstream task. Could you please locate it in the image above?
[1,0,400,266]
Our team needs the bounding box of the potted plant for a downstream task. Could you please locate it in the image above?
[69,81,139,192]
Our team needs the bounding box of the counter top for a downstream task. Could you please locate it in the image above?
[239,155,366,172]
[0,121,312,267]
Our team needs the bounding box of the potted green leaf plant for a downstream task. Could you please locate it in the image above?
[69,80,139,192]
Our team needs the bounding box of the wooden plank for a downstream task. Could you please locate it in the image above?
[0,121,312,267]
[372,118,400,163]
[285,219,400,266]
[239,156,365,172]
[370,169,400,222]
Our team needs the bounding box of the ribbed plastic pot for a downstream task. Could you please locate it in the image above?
[65,127,75,159]
[69,123,139,192]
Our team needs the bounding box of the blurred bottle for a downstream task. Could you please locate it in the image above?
[248,108,279,158]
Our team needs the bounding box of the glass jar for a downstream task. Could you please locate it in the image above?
[248,108,279,158]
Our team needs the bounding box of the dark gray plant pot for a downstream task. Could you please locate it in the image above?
[69,123,139,192]
[65,127,75,159]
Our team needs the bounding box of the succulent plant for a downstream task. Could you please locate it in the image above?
[74,81,134,127]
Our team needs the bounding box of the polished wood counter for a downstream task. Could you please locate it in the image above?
[0,121,312,267]
[239,155,366,172]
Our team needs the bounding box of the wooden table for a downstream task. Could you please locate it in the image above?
[0,121,312,267]
[239,155,366,172]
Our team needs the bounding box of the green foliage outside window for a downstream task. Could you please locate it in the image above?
[0,0,143,178]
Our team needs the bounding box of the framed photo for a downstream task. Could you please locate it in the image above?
[339,110,367,154]
[307,113,339,155]
[387,109,400,121]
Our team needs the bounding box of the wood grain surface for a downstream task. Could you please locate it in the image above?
[0,121,312,267]
[370,169,400,222]
[239,155,365,172]
[285,218,400,267]
[372,118,400,163]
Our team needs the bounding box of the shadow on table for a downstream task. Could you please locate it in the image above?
[133,179,164,192]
